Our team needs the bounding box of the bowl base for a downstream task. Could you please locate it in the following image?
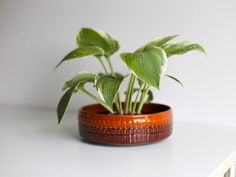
[79,125,172,145]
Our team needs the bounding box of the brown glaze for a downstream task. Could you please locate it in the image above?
[78,103,173,145]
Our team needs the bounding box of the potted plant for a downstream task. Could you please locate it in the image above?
[55,28,205,145]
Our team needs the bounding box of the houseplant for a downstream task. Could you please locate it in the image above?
[56,28,205,145]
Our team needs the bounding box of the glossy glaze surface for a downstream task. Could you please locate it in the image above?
[79,103,173,145]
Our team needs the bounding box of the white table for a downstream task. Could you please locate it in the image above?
[1,105,236,177]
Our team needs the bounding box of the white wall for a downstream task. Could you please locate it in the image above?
[1,0,236,126]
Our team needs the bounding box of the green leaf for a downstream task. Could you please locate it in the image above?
[57,86,77,124]
[106,33,120,55]
[145,89,153,103]
[62,71,95,91]
[132,88,153,103]
[77,28,119,56]
[163,41,206,57]
[165,75,183,87]
[95,73,124,109]
[55,46,104,68]
[136,34,179,52]
[120,46,167,89]
[79,87,114,113]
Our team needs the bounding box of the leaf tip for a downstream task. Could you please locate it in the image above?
[51,66,57,72]
[57,111,62,125]
[61,83,67,91]
[201,48,207,55]
[54,60,63,70]
[193,43,206,55]
[172,34,180,38]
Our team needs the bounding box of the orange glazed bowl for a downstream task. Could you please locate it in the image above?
[78,103,173,145]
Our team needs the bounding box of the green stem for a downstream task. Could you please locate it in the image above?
[128,75,135,114]
[132,83,144,114]
[137,84,150,114]
[117,93,123,114]
[124,74,135,114]
[106,56,114,76]
[105,56,121,114]
[80,87,114,114]
[114,97,120,114]
[116,93,123,114]
[97,56,108,73]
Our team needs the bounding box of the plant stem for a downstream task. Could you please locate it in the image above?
[80,87,114,114]
[105,56,121,114]
[117,93,123,114]
[132,83,144,114]
[97,56,108,73]
[137,84,150,114]
[106,56,115,76]
[124,74,135,114]
[136,84,146,114]
[114,100,120,114]
[128,75,135,114]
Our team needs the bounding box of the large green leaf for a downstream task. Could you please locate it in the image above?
[163,41,205,57]
[57,72,96,124]
[95,73,124,109]
[120,46,167,89]
[165,75,183,87]
[57,86,77,124]
[55,46,104,68]
[136,34,179,52]
[77,28,119,56]
[62,71,95,91]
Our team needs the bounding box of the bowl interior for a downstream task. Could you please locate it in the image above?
[80,103,171,115]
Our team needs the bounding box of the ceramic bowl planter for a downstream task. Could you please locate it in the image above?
[79,103,172,145]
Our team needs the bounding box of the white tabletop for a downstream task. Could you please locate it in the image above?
[1,105,236,177]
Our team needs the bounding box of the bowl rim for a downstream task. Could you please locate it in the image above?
[79,103,172,119]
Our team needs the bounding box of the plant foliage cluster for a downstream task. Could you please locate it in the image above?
[56,28,205,124]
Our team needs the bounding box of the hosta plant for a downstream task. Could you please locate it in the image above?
[56,28,205,124]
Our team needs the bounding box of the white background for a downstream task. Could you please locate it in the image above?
[1,0,236,126]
